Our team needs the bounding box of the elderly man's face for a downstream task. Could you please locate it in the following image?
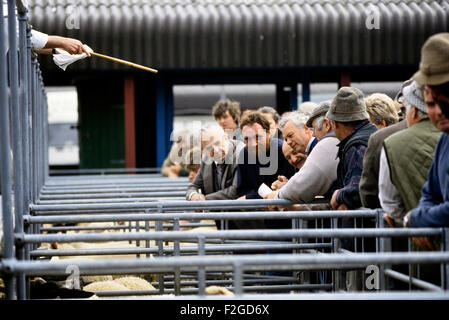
[425,86,449,134]
[282,143,307,169]
[201,129,229,162]
[242,123,270,155]
[282,120,310,154]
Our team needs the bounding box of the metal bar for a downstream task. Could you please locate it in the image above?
[156,219,164,294]
[29,199,294,212]
[40,186,189,194]
[19,228,444,244]
[91,283,333,297]
[197,236,206,296]
[173,218,181,296]
[233,262,243,296]
[443,228,449,290]
[103,292,449,300]
[1,0,16,300]
[25,210,377,224]
[4,252,449,276]
[49,168,161,175]
[153,278,300,288]
[384,269,443,292]
[16,5,29,301]
[39,222,217,232]
[29,243,332,258]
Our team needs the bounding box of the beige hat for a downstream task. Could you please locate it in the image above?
[306,100,331,127]
[326,87,370,122]
[413,33,449,86]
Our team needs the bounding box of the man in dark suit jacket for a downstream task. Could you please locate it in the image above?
[186,125,244,201]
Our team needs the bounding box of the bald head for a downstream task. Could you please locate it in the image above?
[282,142,307,169]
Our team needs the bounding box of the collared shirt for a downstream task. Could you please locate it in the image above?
[305,136,317,155]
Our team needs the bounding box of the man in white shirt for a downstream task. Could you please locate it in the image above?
[379,81,442,226]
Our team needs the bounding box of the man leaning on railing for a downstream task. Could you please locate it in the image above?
[402,34,449,242]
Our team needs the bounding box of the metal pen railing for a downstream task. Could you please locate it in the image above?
[1,0,449,301]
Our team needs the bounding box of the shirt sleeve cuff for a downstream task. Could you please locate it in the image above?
[31,29,49,49]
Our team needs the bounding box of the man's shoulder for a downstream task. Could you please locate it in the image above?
[318,135,339,146]
[370,120,407,142]
[386,120,441,146]
[312,136,339,154]
[436,132,449,153]
[344,143,367,159]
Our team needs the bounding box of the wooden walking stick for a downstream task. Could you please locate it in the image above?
[90,51,158,73]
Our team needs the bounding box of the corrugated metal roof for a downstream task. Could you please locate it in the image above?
[28,0,449,71]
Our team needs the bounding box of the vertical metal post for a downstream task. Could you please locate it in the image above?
[233,262,243,296]
[376,209,391,291]
[144,214,150,258]
[197,236,206,296]
[156,204,164,294]
[124,76,136,169]
[301,72,310,102]
[144,211,151,283]
[173,218,181,296]
[331,217,341,292]
[24,24,32,293]
[9,1,26,299]
[30,55,37,204]
[442,228,449,290]
[127,219,132,244]
[135,220,140,258]
[0,2,16,299]
[43,90,49,181]
[16,14,31,299]
[155,77,173,167]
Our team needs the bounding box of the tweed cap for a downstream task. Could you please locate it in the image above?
[326,87,370,122]
[413,33,449,86]
[306,100,331,127]
[402,80,427,113]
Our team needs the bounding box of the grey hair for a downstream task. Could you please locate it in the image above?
[279,111,310,130]
[405,103,429,120]
[200,124,225,136]
[314,115,334,130]
[315,115,325,130]
[258,106,280,124]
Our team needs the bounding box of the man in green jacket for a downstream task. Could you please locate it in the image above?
[379,80,442,226]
